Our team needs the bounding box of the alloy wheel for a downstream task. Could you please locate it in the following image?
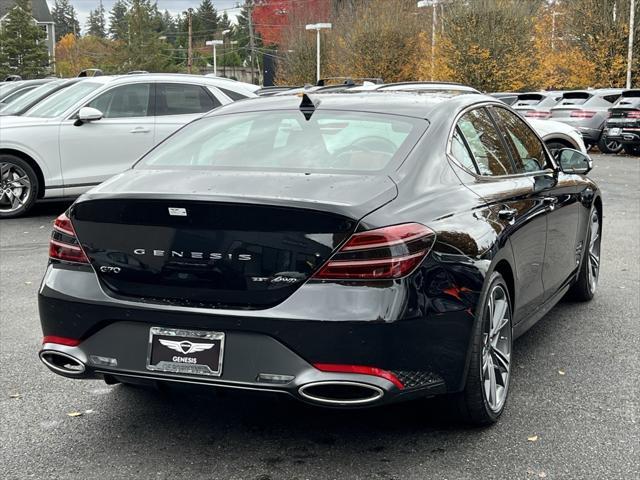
[481,284,512,413]
[605,139,622,152]
[0,162,31,214]
[587,211,601,293]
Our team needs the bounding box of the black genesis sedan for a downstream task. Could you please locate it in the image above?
[39,92,602,425]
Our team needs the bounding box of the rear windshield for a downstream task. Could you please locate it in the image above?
[138,110,426,173]
[559,92,591,105]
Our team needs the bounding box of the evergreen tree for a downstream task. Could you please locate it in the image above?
[109,0,129,41]
[124,0,171,71]
[159,10,177,44]
[195,0,219,37]
[87,0,107,38]
[51,0,80,41]
[0,0,50,78]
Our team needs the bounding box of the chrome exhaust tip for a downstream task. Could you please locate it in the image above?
[298,381,384,406]
[40,350,86,375]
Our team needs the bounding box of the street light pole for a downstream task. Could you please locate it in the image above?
[417,1,438,81]
[206,40,223,76]
[305,23,332,83]
[627,0,636,88]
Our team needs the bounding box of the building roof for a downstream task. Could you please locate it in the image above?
[0,0,53,23]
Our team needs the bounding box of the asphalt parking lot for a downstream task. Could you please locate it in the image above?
[0,153,638,480]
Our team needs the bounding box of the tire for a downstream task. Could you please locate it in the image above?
[0,154,39,219]
[597,135,623,154]
[455,272,513,426]
[545,141,570,157]
[567,208,601,301]
[623,144,640,156]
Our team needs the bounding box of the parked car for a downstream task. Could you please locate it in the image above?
[0,78,54,106]
[0,78,84,116]
[602,89,640,156]
[489,92,519,105]
[363,84,587,154]
[38,92,601,426]
[550,89,623,153]
[0,74,256,218]
[513,91,564,119]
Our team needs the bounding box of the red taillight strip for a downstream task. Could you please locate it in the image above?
[42,336,80,346]
[53,223,75,237]
[49,239,83,252]
[341,231,428,251]
[314,363,404,390]
[322,251,426,268]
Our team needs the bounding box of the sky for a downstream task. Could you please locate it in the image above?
[45,1,242,33]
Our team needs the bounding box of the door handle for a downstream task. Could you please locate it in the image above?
[498,208,517,221]
[129,127,150,134]
[543,197,558,211]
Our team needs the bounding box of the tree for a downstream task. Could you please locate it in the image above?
[87,0,107,38]
[326,0,423,83]
[51,0,80,41]
[109,0,129,41]
[122,0,173,71]
[56,33,120,76]
[195,0,219,38]
[564,0,639,87]
[0,0,50,78]
[436,0,543,91]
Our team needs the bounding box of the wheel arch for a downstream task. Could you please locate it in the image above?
[543,135,577,150]
[0,148,46,199]
[493,259,515,313]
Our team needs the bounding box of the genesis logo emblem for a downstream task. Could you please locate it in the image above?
[159,339,214,355]
[168,207,187,217]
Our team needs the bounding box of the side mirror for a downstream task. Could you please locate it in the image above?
[75,106,103,126]
[554,148,592,175]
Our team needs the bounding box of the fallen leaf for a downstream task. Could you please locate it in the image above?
[67,411,83,417]
[527,435,538,442]
[539,473,547,478]
[24,281,32,285]
[8,393,21,399]
[84,409,94,414]
[558,370,565,376]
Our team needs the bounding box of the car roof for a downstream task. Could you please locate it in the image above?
[76,74,257,95]
[204,91,496,120]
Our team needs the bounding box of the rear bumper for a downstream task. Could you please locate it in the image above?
[604,126,640,145]
[38,261,480,406]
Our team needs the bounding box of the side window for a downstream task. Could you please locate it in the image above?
[156,83,220,116]
[457,108,515,176]
[491,107,547,173]
[86,83,151,118]
[450,127,477,172]
[218,87,249,101]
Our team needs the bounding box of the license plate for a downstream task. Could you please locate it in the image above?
[608,128,621,136]
[147,327,224,377]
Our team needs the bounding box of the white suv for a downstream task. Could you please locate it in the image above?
[0,74,256,218]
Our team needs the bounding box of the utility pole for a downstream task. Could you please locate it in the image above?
[305,23,332,83]
[247,0,256,84]
[187,8,193,74]
[627,0,636,89]
[417,1,438,81]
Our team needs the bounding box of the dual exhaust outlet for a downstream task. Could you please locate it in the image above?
[39,351,387,405]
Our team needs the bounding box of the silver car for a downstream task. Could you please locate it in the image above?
[513,91,564,119]
[550,89,623,153]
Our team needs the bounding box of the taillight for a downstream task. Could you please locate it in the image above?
[570,110,596,118]
[49,212,89,264]
[525,111,551,119]
[42,335,80,346]
[312,223,435,280]
[627,110,640,118]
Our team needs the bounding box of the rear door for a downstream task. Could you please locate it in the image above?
[452,107,548,322]
[153,82,223,144]
[58,82,155,193]
[490,106,581,298]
